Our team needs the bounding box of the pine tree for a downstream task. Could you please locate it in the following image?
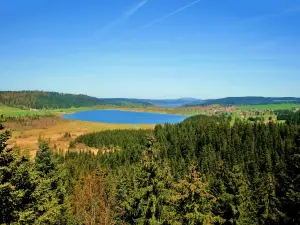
[33,140,67,224]
[211,165,257,225]
[122,135,174,225]
[35,140,55,176]
[281,136,300,224]
[0,124,37,223]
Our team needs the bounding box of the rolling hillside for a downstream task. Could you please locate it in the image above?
[0,91,153,109]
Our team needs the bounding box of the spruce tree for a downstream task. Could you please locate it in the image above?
[211,164,258,225]
[33,140,67,224]
[0,124,37,223]
[35,140,55,176]
[170,166,220,225]
[281,137,300,224]
[123,135,174,225]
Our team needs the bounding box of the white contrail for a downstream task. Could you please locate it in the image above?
[125,0,148,17]
[144,0,204,28]
[91,0,148,38]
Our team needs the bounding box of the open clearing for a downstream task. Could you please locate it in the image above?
[0,105,105,117]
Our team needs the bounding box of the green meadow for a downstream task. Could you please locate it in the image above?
[237,104,300,111]
[0,105,95,117]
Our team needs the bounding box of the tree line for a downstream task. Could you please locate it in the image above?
[277,110,300,125]
[0,91,152,109]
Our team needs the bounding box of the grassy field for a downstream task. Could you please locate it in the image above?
[0,105,135,117]
[0,105,95,117]
[237,104,300,111]
[4,116,154,158]
[0,106,49,117]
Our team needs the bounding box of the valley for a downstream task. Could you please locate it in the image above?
[2,92,300,157]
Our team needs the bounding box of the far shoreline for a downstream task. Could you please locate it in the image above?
[60,108,188,125]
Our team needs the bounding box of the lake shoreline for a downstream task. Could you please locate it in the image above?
[61,109,188,125]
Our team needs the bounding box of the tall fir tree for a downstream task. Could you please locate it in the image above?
[122,135,174,225]
[0,124,37,223]
[170,165,220,225]
[33,140,67,224]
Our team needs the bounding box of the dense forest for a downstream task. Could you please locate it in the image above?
[186,97,300,106]
[277,110,300,125]
[2,91,300,109]
[1,114,300,224]
[0,91,153,109]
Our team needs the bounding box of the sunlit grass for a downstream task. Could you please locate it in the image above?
[237,104,300,111]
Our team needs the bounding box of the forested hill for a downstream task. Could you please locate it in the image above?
[70,114,300,224]
[186,96,300,106]
[100,98,203,107]
[0,91,153,109]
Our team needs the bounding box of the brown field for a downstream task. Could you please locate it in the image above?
[4,117,154,158]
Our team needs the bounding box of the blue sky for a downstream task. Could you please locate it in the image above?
[1,0,300,99]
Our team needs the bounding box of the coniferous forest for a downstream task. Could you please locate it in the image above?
[1,114,300,224]
[0,91,153,109]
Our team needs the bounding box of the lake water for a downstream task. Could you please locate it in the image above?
[61,110,187,125]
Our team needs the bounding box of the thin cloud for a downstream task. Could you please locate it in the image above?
[125,0,148,17]
[144,0,204,28]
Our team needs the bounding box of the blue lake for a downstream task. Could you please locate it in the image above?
[61,110,187,125]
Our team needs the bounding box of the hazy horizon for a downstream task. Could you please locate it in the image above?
[2,89,300,101]
[1,0,300,98]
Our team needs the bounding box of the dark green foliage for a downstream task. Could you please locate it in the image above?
[277,110,300,125]
[33,141,68,224]
[248,116,262,122]
[72,115,300,224]
[35,141,56,175]
[279,138,300,224]
[0,124,68,224]
[0,124,36,223]
[170,166,219,224]
[120,142,174,224]
[2,114,300,224]
[75,129,151,149]
[74,129,151,167]
[212,165,257,225]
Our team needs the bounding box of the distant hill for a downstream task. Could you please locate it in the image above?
[100,98,203,108]
[148,98,204,107]
[5,91,298,110]
[186,97,300,107]
[0,91,153,109]
[99,98,154,107]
